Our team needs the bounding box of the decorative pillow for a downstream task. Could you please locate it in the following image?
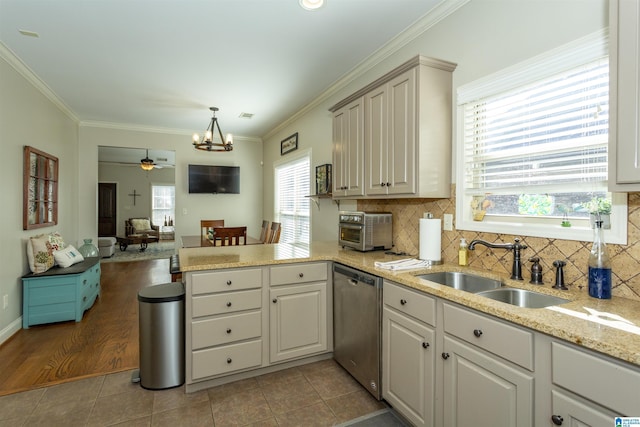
[53,245,84,268]
[131,218,151,232]
[48,231,66,251]
[27,234,55,274]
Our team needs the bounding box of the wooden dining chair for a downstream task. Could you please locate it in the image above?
[259,220,270,243]
[266,222,281,244]
[213,226,247,246]
[201,220,225,240]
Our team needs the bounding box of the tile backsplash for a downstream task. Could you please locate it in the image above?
[359,187,640,302]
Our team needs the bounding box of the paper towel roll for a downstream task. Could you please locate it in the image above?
[419,218,442,263]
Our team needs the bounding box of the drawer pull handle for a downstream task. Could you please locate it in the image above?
[226,280,232,286]
[226,328,231,334]
[422,342,430,349]
[551,415,563,425]
[473,329,483,338]
[83,279,87,285]
[299,273,304,278]
[226,302,232,307]
[272,298,278,303]
[441,352,450,360]
[227,358,232,364]
[83,296,87,302]
[400,299,407,305]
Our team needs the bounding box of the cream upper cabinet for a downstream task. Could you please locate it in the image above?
[609,0,640,190]
[332,97,365,198]
[366,69,416,196]
[331,55,456,199]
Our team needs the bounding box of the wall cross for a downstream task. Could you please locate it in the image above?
[128,189,141,206]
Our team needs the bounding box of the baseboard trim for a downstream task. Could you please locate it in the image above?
[0,317,22,346]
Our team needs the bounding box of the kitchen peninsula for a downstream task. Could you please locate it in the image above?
[179,241,640,424]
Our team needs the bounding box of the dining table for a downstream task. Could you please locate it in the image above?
[181,234,262,248]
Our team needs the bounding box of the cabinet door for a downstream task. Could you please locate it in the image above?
[551,390,617,427]
[333,97,365,197]
[382,307,435,427]
[269,283,327,363]
[365,85,388,195]
[442,336,533,427]
[609,0,640,189]
[387,68,416,195]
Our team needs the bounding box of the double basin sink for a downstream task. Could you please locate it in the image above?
[417,271,569,308]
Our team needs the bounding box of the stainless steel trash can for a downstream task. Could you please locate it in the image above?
[138,281,185,390]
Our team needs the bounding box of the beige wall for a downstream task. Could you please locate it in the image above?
[0,56,80,340]
[261,0,609,243]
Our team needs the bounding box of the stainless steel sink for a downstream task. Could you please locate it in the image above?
[475,288,570,308]
[416,271,503,293]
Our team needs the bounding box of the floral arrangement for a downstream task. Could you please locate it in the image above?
[581,197,612,215]
[470,195,493,221]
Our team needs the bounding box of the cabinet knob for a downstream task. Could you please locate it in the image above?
[422,342,430,349]
[551,415,564,425]
[83,296,87,302]
[386,182,391,187]
[400,299,407,305]
[272,298,278,303]
[380,182,386,187]
[299,273,304,278]
[441,352,450,360]
[226,302,232,307]
[227,358,232,364]
[226,280,232,286]
[83,279,87,285]
[226,328,231,334]
[473,329,483,338]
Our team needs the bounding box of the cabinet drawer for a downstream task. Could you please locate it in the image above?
[270,262,327,286]
[384,281,436,326]
[552,342,640,415]
[192,311,261,350]
[192,289,261,317]
[443,303,533,370]
[192,268,262,295]
[28,283,76,306]
[192,339,262,380]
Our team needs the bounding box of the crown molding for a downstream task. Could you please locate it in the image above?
[0,41,79,124]
[262,0,470,140]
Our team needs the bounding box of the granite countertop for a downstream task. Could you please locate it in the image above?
[179,241,640,367]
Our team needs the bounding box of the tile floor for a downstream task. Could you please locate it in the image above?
[0,359,389,427]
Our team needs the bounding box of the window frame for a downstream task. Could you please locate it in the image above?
[455,29,627,244]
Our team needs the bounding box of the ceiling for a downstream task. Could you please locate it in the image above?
[0,0,447,141]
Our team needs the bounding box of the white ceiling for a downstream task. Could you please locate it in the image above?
[0,0,447,141]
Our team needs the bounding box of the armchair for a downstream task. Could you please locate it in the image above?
[125,217,160,239]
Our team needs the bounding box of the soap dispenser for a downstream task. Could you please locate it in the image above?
[458,238,469,266]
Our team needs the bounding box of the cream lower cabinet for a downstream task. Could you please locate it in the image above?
[441,303,534,427]
[187,267,264,383]
[269,262,329,363]
[549,341,640,425]
[382,281,436,427]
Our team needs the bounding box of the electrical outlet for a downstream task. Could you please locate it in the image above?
[2,294,8,309]
[443,214,454,231]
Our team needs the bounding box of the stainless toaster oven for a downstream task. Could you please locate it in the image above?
[338,211,392,252]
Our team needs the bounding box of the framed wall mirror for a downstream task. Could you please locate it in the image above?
[23,146,58,230]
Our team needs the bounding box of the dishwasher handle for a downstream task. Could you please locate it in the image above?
[333,264,379,286]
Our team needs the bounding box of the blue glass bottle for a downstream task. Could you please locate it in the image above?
[588,220,612,299]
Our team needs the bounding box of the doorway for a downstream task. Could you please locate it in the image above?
[98,182,117,236]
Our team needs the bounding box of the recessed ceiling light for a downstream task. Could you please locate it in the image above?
[18,29,39,38]
[299,0,324,11]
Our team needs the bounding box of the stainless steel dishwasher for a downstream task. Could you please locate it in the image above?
[333,263,382,400]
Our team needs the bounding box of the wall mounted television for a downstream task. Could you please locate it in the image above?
[188,164,240,194]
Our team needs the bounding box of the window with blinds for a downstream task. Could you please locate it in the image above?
[456,30,627,244]
[275,154,310,244]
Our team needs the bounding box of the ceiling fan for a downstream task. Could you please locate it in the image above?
[140,150,156,171]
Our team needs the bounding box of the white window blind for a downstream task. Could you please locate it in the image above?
[151,185,175,226]
[275,155,310,244]
[462,57,609,195]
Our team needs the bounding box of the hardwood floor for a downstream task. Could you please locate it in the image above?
[0,259,171,396]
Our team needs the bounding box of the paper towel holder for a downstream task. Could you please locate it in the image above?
[419,213,443,265]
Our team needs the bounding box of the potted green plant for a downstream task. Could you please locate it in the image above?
[582,197,612,229]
